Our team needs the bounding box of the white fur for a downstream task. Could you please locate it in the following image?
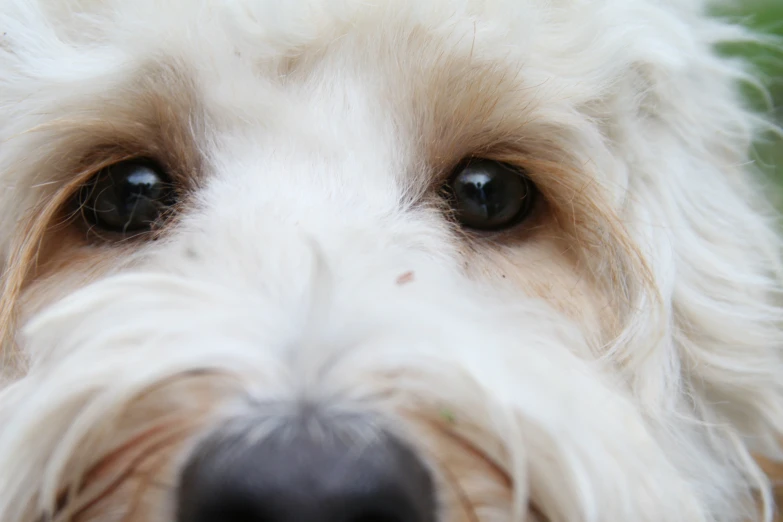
[0,1,782,521]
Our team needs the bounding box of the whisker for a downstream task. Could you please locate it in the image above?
[414,411,512,488]
[426,452,481,522]
[53,420,193,522]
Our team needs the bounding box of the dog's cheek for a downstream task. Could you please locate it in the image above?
[18,227,136,329]
[464,237,615,353]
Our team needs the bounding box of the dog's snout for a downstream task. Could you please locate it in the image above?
[176,419,436,522]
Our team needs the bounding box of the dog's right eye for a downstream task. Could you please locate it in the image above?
[444,159,537,231]
[76,159,176,235]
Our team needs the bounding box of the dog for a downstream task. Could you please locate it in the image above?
[1,0,782,521]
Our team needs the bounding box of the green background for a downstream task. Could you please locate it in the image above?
[718,0,783,190]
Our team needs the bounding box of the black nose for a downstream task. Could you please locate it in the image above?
[176,417,436,522]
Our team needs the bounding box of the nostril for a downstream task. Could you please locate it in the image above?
[345,497,420,522]
[193,491,278,522]
[177,417,436,522]
[197,494,412,522]
[352,511,404,522]
[201,505,261,522]
[198,497,409,522]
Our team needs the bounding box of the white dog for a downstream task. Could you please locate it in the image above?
[1,0,782,521]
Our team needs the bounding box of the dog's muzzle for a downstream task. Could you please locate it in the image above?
[175,410,436,522]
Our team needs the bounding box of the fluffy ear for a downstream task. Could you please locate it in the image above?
[618,7,783,455]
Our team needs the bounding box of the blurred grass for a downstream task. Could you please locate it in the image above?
[716,0,783,190]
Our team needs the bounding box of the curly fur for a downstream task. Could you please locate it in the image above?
[0,1,782,521]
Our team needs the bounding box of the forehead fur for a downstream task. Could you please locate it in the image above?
[0,0,744,199]
[0,0,729,110]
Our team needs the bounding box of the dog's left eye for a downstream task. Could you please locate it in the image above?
[76,159,176,235]
[445,160,537,231]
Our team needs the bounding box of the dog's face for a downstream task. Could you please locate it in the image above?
[1,1,782,521]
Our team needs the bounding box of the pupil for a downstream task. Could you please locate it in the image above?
[111,165,164,221]
[125,169,164,200]
[457,171,504,220]
[84,161,172,233]
[452,161,529,230]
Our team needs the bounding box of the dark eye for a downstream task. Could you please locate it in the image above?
[77,159,175,234]
[446,160,537,231]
